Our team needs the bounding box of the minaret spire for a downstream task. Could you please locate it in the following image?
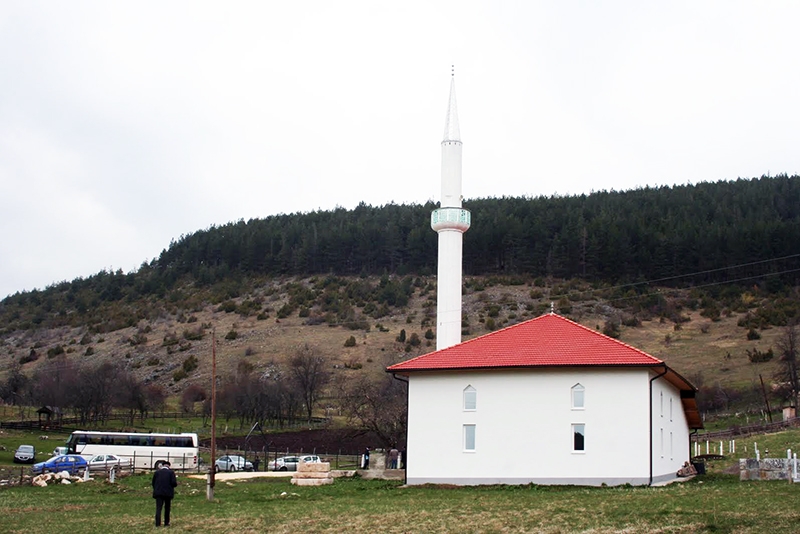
[443,66,460,143]
[431,68,471,350]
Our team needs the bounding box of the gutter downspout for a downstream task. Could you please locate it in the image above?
[689,428,698,461]
[391,372,409,485]
[649,366,668,486]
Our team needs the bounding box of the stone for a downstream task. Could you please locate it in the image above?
[291,477,334,486]
[298,462,331,473]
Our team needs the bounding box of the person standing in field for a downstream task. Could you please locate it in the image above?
[152,461,178,527]
[388,446,399,469]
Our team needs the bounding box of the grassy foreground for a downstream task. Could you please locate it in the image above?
[1,473,799,533]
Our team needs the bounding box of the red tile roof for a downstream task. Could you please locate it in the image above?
[387,313,664,372]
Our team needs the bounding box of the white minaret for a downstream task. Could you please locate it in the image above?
[431,68,471,350]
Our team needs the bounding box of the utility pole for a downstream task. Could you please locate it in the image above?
[207,329,217,501]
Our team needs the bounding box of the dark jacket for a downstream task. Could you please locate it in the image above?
[152,467,177,499]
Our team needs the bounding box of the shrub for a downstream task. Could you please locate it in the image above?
[129,333,148,346]
[79,333,93,345]
[218,300,237,313]
[344,336,357,347]
[182,355,199,373]
[146,357,161,366]
[173,369,188,382]
[344,357,362,370]
[162,333,179,347]
[225,329,238,340]
[747,348,773,363]
[396,329,406,343]
[424,329,435,340]
[84,347,94,356]
[244,346,257,356]
[47,345,65,358]
[485,318,496,331]
[747,328,761,341]
[408,333,421,346]
[20,349,39,364]
[183,327,204,341]
[602,320,621,339]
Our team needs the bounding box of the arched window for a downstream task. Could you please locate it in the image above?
[463,385,477,411]
[571,383,585,409]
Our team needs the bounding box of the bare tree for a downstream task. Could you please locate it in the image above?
[341,373,407,449]
[775,323,799,410]
[289,344,330,423]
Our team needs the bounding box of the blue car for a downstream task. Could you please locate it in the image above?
[31,454,88,475]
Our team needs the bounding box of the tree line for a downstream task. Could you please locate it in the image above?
[2,174,799,334]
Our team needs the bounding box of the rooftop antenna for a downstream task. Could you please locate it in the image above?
[550,301,555,314]
[451,64,454,77]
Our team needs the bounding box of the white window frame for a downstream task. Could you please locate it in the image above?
[572,423,585,453]
[571,383,585,410]
[670,397,673,422]
[463,424,476,452]
[463,385,477,411]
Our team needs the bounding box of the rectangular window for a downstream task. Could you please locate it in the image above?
[572,424,585,452]
[464,388,477,411]
[670,398,673,422]
[463,424,476,451]
[660,428,664,458]
[571,385,585,409]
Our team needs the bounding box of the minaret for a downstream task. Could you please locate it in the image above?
[431,68,471,350]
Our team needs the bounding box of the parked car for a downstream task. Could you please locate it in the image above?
[87,454,131,471]
[13,445,36,464]
[214,455,253,473]
[270,455,321,471]
[52,446,69,456]
[31,454,88,475]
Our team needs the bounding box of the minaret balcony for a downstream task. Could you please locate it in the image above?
[431,207,471,233]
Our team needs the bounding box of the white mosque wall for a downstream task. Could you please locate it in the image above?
[406,367,690,485]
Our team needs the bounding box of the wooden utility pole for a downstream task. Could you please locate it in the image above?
[207,329,217,501]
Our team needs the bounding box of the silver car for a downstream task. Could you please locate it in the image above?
[14,445,35,464]
[214,455,253,472]
[270,455,320,471]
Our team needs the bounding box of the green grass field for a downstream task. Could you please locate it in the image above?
[2,472,799,533]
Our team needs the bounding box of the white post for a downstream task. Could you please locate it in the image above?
[793,453,797,481]
[109,466,116,484]
[788,449,792,460]
[720,441,724,455]
[83,466,89,481]
[755,442,760,462]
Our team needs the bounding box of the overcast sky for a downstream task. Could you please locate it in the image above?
[1,1,798,299]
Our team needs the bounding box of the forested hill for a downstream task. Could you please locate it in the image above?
[157,174,800,283]
[2,174,799,331]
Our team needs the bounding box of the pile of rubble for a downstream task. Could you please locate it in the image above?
[31,471,92,487]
